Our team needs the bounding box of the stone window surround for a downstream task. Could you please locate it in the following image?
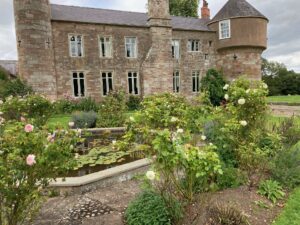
[172,39,180,59]
[192,70,201,93]
[127,70,140,95]
[101,70,114,97]
[124,37,138,59]
[71,71,87,98]
[219,19,231,40]
[99,35,113,58]
[173,70,180,93]
[187,39,201,52]
[68,34,85,58]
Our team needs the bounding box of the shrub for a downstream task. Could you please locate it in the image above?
[0,94,53,126]
[271,142,300,189]
[201,69,226,106]
[71,111,97,128]
[258,180,285,203]
[127,95,142,111]
[53,96,98,114]
[0,66,9,81]
[0,78,32,99]
[0,121,79,224]
[275,116,300,147]
[216,165,246,190]
[97,90,127,128]
[125,191,172,225]
[206,204,249,225]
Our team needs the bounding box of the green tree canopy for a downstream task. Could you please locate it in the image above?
[262,58,300,96]
[170,0,199,17]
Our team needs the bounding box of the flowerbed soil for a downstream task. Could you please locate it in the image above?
[34,180,286,225]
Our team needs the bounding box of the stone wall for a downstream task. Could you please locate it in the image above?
[13,0,57,99]
[51,21,217,100]
[216,47,263,81]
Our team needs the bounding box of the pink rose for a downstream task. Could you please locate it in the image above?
[20,116,26,122]
[24,124,34,133]
[26,154,36,166]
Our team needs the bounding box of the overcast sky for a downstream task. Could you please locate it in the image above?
[1,0,300,72]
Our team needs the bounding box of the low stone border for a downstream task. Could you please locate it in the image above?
[49,159,150,195]
[268,102,300,106]
[270,104,300,117]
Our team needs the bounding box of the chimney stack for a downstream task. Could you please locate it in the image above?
[201,0,210,19]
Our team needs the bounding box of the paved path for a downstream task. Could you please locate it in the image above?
[33,180,141,225]
[270,105,300,117]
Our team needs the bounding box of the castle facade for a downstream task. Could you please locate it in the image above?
[13,0,268,100]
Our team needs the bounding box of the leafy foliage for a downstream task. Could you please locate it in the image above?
[0,78,33,99]
[169,0,198,17]
[71,111,97,128]
[125,191,173,225]
[126,95,142,111]
[262,58,300,96]
[97,90,127,128]
[0,122,80,225]
[201,69,226,106]
[271,142,300,189]
[258,180,285,203]
[206,204,250,225]
[53,96,99,114]
[0,94,53,126]
[216,165,246,190]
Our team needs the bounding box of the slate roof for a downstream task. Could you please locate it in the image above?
[209,0,268,24]
[50,4,211,31]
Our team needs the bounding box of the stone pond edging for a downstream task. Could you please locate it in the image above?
[49,159,150,195]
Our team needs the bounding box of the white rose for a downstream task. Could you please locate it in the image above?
[223,84,229,90]
[201,135,207,141]
[0,100,3,104]
[240,120,248,127]
[171,117,178,122]
[246,89,250,94]
[224,94,229,100]
[238,98,246,105]
[112,140,117,145]
[75,153,80,159]
[129,116,135,122]
[68,121,75,127]
[209,143,213,146]
[263,83,268,89]
[177,128,184,134]
[146,171,156,181]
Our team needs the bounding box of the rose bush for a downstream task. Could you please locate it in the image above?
[0,121,80,225]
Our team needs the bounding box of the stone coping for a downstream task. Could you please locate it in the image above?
[50,158,150,188]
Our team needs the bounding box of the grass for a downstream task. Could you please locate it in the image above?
[46,114,71,129]
[273,188,300,225]
[267,95,300,105]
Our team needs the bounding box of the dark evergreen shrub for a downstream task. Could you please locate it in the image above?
[71,111,97,128]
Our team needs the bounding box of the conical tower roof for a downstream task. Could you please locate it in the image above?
[209,0,268,24]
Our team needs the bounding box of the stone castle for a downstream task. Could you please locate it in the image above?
[13,0,268,100]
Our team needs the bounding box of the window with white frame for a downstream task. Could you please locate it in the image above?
[125,37,137,58]
[72,72,85,97]
[102,71,113,96]
[219,20,231,39]
[99,36,112,58]
[172,40,180,59]
[173,70,180,93]
[69,35,84,57]
[192,70,200,93]
[188,40,200,52]
[128,71,139,95]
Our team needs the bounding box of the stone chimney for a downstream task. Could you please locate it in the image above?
[201,0,210,19]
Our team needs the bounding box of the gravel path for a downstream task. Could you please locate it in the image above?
[33,180,141,225]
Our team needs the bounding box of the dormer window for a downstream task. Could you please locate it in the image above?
[219,20,231,39]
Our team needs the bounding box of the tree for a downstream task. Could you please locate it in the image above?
[169,0,199,17]
[262,58,300,96]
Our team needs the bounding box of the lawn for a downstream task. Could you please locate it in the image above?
[267,95,300,105]
[47,114,71,129]
[273,188,300,225]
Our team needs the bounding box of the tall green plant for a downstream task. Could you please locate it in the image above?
[169,0,198,17]
[201,69,226,106]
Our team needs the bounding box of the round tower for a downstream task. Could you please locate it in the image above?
[208,0,268,80]
[13,0,57,99]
